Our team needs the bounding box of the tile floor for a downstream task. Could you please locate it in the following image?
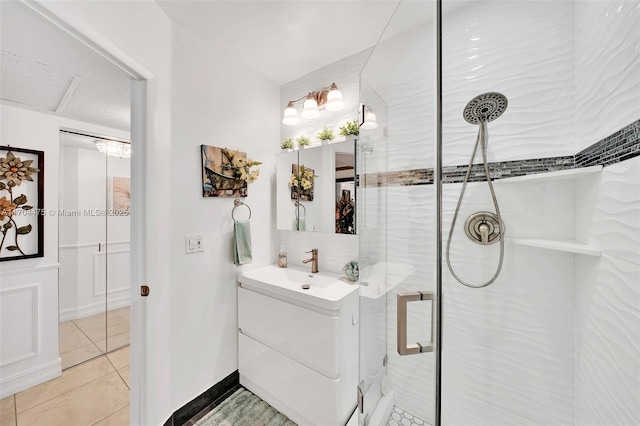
[60,307,130,370]
[387,406,426,426]
[1,346,130,426]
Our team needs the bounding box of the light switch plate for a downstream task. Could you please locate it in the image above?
[185,235,204,253]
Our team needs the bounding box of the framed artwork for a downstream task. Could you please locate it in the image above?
[107,176,131,214]
[201,145,248,197]
[0,146,44,261]
[290,163,315,202]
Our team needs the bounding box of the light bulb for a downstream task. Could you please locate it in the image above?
[282,102,300,125]
[301,95,319,119]
[361,111,378,130]
[325,84,345,111]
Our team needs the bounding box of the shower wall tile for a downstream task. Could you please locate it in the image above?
[574,254,640,426]
[384,185,435,422]
[442,1,575,166]
[362,22,435,172]
[441,181,575,425]
[574,0,640,151]
[587,156,640,266]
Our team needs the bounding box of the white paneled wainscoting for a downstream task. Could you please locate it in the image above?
[0,264,61,398]
[58,240,131,322]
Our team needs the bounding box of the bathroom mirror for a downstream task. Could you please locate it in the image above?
[276,139,356,234]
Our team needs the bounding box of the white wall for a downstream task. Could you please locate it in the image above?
[0,104,129,398]
[168,26,280,411]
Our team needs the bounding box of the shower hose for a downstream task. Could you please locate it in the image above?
[446,121,505,288]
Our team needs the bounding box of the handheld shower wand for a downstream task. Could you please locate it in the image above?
[446,92,507,288]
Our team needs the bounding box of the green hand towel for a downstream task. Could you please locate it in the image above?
[233,219,252,265]
[292,217,306,231]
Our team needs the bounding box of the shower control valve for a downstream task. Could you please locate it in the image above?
[464,211,504,245]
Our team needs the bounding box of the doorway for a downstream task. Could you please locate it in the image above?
[0,0,146,424]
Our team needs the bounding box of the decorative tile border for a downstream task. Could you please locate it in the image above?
[575,119,640,167]
[441,156,575,184]
[361,119,640,187]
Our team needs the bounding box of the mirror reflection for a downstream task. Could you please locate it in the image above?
[277,139,356,234]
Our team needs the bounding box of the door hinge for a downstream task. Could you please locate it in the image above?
[140,285,150,297]
[383,354,388,367]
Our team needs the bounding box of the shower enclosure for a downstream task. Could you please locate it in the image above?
[357,0,640,425]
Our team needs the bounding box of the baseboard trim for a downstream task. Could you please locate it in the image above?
[163,370,239,426]
[0,357,62,398]
[59,297,130,322]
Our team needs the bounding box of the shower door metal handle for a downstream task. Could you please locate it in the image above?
[397,291,435,356]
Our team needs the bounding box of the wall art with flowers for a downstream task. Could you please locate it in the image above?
[201,145,261,197]
[0,146,44,261]
[289,164,317,202]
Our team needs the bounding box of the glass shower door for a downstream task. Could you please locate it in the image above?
[358,2,437,424]
[357,78,389,425]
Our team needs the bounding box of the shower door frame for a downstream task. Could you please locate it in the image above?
[434,0,443,424]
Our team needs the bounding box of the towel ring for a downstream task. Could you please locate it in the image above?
[232,199,251,221]
[295,201,306,219]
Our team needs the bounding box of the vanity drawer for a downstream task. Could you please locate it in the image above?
[238,287,340,379]
[239,333,353,426]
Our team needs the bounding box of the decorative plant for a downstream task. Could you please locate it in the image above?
[289,165,317,191]
[339,121,360,137]
[220,148,262,185]
[335,189,355,234]
[317,126,335,141]
[0,151,38,256]
[281,138,294,150]
[296,135,310,147]
[289,164,317,202]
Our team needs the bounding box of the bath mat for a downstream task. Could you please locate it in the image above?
[194,388,297,426]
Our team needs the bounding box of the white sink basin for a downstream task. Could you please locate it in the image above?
[238,264,358,311]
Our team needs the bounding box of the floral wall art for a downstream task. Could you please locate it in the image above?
[201,145,260,197]
[289,164,316,201]
[0,146,44,261]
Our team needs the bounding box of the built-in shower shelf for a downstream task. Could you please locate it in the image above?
[507,238,601,256]
[496,165,603,184]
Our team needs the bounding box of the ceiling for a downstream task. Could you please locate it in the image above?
[1,1,433,132]
[0,1,131,131]
[157,0,432,85]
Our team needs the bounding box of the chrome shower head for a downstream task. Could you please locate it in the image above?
[463,92,508,125]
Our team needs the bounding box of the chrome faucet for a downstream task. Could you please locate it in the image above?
[302,249,319,273]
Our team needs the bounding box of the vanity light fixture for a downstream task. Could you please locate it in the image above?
[360,105,378,130]
[282,83,345,125]
[95,139,131,158]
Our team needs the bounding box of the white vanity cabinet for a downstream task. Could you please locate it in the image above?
[238,265,359,426]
